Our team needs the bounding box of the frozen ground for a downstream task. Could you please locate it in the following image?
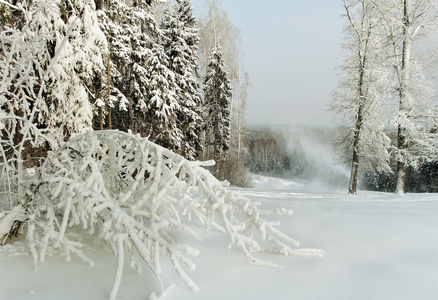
[1,174,438,300]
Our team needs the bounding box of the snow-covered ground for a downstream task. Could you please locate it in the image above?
[1,174,438,300]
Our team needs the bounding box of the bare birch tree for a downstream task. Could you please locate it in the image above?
[332,0,392,194]
[372,0,438,193]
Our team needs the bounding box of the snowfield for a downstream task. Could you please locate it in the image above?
[1,174,438,300]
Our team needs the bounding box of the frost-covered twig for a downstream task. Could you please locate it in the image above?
[0,0,24,12]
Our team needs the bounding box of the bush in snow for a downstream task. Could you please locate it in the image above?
[17,130,322,299]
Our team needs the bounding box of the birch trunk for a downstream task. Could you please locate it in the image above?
[345,1,371,195]
[395,0,412,194]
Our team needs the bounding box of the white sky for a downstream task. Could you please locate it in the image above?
[191,0,345,127]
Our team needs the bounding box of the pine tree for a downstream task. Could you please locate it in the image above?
[203,44,232,178]
[197,0,250,185]
[161,0,203,160]
[39,0,106,137]
[97,0,160,132]
[97,0,185,152]
[143,42,183,152]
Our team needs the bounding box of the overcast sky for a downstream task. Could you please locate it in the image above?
[191,0,345,127]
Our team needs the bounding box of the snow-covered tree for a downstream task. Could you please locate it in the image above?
[97,0,186,152]
[0,1,49,209]
[224,57,250,186]
[0,0,99,208]
[96,0,159,132]
[40,0,106,137]
[161,0,203,160]
[373,0,438,193]
[203,44,232,179]
[143,42,183,152]
[18,130,322,299]
[332,0,392,195]
[197,0,250,185]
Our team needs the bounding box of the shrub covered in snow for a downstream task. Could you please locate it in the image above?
[13,130,322,299]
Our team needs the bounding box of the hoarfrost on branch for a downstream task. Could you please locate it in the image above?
[23,130,322,299]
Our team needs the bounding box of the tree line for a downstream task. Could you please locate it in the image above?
[245,126,438,192]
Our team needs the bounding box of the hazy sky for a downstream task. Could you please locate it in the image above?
[191,0,345,127]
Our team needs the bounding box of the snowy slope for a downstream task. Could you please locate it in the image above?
[1,175,438,300]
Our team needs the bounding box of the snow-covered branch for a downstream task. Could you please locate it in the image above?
[0,0,24,12]
[25,130,322,299]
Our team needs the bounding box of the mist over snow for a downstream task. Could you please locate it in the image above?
[285,125,350,189]
[248,124,350,191]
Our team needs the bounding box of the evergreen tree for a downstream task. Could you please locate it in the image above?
[203,44,232,178]
[98,0,184,152]
[143,42,183,152]
[161,0,203,160]
[197,0,250,185]
[97,0,160,132]
[39,0,106,137]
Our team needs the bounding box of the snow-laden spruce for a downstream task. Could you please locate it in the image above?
[161,0,203,160]
[22,130,322,299]
[203,44,232,179]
